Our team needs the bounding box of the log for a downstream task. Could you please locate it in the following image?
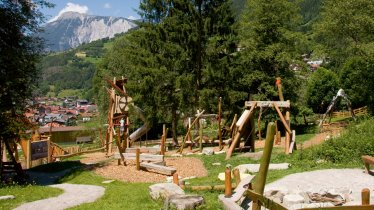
[114,153,164,162]
[140,162,176,175]
[273,103,292,134]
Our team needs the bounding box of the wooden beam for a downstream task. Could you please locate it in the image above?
[140,162,176,175]
[105,78,128,96]
[225,103,256,160]
[245,101,290,108]
[114,153,164,162]
[246,189,288,210]
[273,103,292,134]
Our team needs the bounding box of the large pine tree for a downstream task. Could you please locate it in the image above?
[96,0,238,144]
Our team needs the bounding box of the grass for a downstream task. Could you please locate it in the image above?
[0,185,63,210]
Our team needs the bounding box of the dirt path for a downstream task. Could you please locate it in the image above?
[13,184,105,210]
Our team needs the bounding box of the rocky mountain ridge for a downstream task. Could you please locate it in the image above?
[40,12,137,51]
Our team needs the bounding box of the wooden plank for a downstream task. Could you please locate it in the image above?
[226,103,256,160]
[114,153,164,162]
[140,162,176,175]
[125,147,160,154]
[245,101,290,108]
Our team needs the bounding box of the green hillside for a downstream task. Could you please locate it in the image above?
[37,36,118,99]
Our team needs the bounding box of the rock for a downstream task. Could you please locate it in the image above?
[0,195,15,200]
[202,148,214,155]
[186,152,194,156]
[212,162,221,166]
[101,180,115,184]
[149,183,185,200]
[167,194,204,210]
[283,194,305,206]
[235,163,289,173]
[215,151,226,154]
[218,172,226,181]
[265,190,285,204]
[239,151,263,160]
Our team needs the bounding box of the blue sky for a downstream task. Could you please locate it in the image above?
[40,0,141,22]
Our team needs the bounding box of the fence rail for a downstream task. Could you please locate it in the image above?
[332,106,368,118]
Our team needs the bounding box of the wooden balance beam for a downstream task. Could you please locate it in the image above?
[362,155,374,175]
[114,153,164,162]
[140,162,176,175]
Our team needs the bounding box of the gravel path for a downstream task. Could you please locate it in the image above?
[265,169,374,205]
[13,184,105,210]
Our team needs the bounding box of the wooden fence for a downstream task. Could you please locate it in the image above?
[332,106,368,118]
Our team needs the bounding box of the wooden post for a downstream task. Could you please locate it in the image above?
[233,168,241,187]
[116,128,125,166]
[285,111,290,154]
[276,77,284,101]
[249,114,255,152]
[173,173,179,186]
[362,188,370,205]
[199,117,203,152]
[26,140,31,169]
[47,139,51,163]
[224,167,232,197]
[218,97,223,150]
[136,148,140,170]
[126,116,130,149]
[161,124,166,155]
[252,122,276,210]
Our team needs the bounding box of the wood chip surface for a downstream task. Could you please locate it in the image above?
[80,152,208,183]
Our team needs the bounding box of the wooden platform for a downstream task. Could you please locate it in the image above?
[140,162,176,175]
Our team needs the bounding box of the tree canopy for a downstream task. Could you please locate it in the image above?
[0,0,51,140]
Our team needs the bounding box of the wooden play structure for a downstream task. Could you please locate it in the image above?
[225,100,295,160]
[106,76,176,175]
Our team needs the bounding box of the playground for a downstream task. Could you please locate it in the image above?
[1,77,374,210]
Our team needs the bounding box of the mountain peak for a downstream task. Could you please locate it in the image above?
[40,13,137,52]
[57,11,86,20]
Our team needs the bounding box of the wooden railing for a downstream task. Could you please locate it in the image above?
[332,106,368,118]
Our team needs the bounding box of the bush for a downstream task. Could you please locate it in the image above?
[302,117,374,164]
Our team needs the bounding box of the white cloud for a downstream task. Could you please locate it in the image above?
[127,16,137,20]
[104,3,111,9]
[48,2,89,22]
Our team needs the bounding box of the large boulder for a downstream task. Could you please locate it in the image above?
[149,183,185,200]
